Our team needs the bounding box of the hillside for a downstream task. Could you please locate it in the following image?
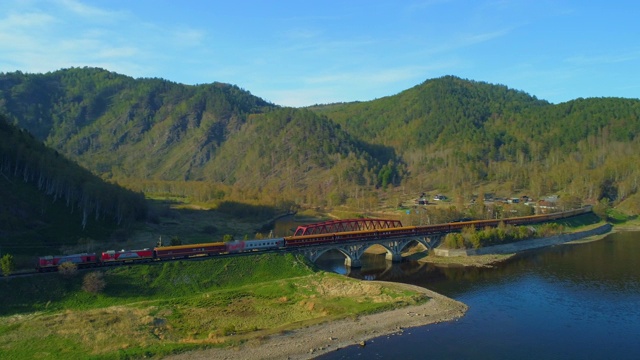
[2,68,640,212]
[310,76,640,202]
[0,68,394,194]
[0,115,147,256]
[0,68,275,180]
[309,76,550,149]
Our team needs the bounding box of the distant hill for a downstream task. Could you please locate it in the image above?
[310,76,640,200]
[2,68,640,209]
[0,68,398,194]
[0,114,147,254]
[309,76,549,148]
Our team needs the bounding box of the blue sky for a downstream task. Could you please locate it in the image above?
[1,0,638,107]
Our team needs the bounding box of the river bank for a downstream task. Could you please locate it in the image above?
[165,282,467,360]
[167,222,618,359]
[432,223,612,257]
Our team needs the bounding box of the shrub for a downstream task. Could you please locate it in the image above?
[222,324,236,336]
[1,254,15,276]
[443,233,466,249]
[82,272,106,294]
[58,262,78,277]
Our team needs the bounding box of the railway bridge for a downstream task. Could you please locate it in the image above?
[292,207,592,268]
[297,234,442,267]
[294,218,442,268]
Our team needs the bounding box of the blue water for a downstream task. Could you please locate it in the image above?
[315,232,640,359]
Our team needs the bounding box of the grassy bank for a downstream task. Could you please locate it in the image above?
[0,253,427,359]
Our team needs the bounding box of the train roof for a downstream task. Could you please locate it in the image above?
[154,242,226,251]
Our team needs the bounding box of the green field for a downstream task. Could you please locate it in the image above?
[0,253,427,359]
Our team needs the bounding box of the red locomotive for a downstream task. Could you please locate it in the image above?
[101,249,154,263]
[36,253,99,272]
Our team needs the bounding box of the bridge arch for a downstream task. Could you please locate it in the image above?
[297,235,441,268]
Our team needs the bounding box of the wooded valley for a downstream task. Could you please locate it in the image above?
[2,68,639,253]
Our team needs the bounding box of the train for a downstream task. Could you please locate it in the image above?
[36,207,590,272]
[36,238,285,272]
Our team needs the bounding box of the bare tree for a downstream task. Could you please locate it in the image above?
[82,272,106,294]
[58,262,78,277]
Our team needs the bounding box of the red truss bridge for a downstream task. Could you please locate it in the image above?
[293,218,403,236]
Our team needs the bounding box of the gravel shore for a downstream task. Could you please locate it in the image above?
[166,282,467,360]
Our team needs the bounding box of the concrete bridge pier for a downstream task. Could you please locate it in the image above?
[344,257,362,268]
[385,252,403,262]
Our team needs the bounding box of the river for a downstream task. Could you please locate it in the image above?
[312,231,640,360]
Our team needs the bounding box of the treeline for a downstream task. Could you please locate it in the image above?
[442,222,564,249]
[0,115,147,231]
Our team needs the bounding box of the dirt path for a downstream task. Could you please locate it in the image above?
[166,282,467,360]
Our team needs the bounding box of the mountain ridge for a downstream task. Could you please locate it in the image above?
[2,67,640,210]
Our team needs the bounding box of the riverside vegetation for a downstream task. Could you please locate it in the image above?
[0,253,428,359]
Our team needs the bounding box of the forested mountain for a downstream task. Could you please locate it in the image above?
[311,77,640,203]
[0,115,147,254]
[0,68,274,180]
[0,68,399,203]
[2,68,640,212]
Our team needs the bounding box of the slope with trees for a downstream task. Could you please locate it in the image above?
[310,76,640,205]
[0,115,147,255]
[2,69,640,214]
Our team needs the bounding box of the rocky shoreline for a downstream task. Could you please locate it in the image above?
[166,282,468,360]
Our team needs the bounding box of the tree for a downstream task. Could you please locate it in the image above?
[170,236,182,246]
[82,271,106,294]
[593,198,611,220]
[222,234,234,242]
[558,195,582,211]
[58,262,78,277]
[1,254,15,276]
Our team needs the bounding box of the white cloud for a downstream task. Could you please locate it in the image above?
[565,51,640,66]
[170,28,207,48]
[1,11,57,29]
[56,0,125,21]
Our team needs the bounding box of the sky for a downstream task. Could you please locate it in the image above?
[1,0,639,107]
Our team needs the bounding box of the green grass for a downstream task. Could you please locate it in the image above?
[544,212,603,229]
[0,253,427,360]
[606,208,633,223]
[0,253,313,315]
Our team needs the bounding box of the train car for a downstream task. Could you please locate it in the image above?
[504,214,542,226]
[227,238,284,252]
[285,228,378,247]
[284,233,337,247]
[367,226,418,239]
[415,223,452,235]
[154,242,226,260]
[36,253,99,272]
[101,249,154,264]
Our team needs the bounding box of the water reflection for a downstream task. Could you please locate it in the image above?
[316,231,640,360]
